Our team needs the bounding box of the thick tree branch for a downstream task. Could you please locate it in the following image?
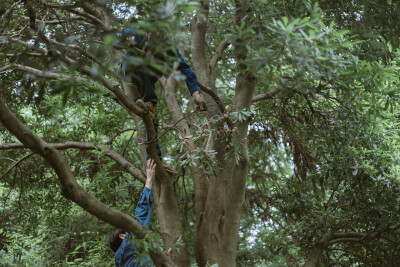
[0,98,175,266]
[163,74,208,218]
[197,81,234,128]
[1,37,47,54]
[252,85,285,103]
[197,81,225,113]
[217,2,256,266]
[5,52,48,57]
[209,39,229,71]
[23,0,37,30]
[3,35,145,118]
[21,15,89,25]
[329,227,388,246]
[0,98,145,236]
[305,227,388,267]
[0,64,88,83]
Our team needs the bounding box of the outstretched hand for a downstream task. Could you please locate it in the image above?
[145,159,156,189]
[192,91,207,111]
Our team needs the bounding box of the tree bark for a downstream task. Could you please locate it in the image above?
[304,247,323,267]
[0,97,175,266]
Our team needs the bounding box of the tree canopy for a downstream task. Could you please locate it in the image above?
[1,0,399,266]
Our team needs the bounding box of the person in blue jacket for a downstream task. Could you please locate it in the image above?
[114,27,206,174]
[108,159,160,266]
[115,27,206,111]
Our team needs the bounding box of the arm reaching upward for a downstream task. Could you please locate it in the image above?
[134,159,156,227]
[145,159,156,190]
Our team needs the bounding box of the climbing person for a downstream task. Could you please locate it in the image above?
[114,27,206,174]
[108,159,172,266]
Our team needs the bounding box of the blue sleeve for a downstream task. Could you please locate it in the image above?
[176,49,201,95]
[134,187,153,227]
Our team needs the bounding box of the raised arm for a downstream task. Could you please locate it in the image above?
[134,159,156,227]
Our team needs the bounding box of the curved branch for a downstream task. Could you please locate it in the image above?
[209,39,229,71]
[4,37,136,116]
[0,153,34,181]
[0,141,146,184]
[105,127,136,145]
[36,0,106,29]
[0,97,145,236]
[0,64,89,83]
[252,85,284,103]
[197,81,234,128]
[21,15,89,25]
[39,40,144,117]
[1,37,47,54]
[197,81,225,113]
[329,227,388,246]
[5,52,48,57]
[0,98,175,266]
[0,1,22,22]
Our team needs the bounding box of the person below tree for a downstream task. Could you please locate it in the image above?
[114,27,206,174]
[108,159,171,267]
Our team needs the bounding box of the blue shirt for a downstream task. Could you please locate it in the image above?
[115,28,201,95]
[115,187,154,267]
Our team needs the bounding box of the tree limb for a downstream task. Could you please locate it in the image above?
[210,39,229,71]
[105,127,136,145]
[5,52,48,57]
[0,98,146,236]
[197,81,234,128]
[0,153,34,181]
[0,98,175,266]
[0,1,22,22]
[0,64,89,83]
[329,227,388,246]
[252,85,284,103]
[35,0,106,29]
[21,15,90,25]
[0,141,146,184]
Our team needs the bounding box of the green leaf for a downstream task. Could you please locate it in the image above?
[282,16,288,26]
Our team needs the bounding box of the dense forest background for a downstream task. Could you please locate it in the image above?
[1,0,400,266]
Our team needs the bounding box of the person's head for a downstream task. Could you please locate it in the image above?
[108,228,127,253]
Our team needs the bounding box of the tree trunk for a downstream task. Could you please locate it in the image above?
[304,247,323,267]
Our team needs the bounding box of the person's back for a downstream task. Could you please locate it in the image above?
[115,233,153,267]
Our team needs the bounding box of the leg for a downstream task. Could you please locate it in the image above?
[132,70,158,104]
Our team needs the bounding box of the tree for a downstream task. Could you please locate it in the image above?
[1,0,399,266]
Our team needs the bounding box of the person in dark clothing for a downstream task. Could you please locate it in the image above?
[116,27,206,109]
[108,159,159,267]
[114,27,206,174]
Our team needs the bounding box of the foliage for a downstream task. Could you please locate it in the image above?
[1,0,400,266]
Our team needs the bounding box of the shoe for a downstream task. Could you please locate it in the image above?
[162,162,178,176]
[136,99,155,118]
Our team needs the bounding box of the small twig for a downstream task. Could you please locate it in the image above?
[324,174,343,210]
[0,153,34,181]
[105,127,136,145]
